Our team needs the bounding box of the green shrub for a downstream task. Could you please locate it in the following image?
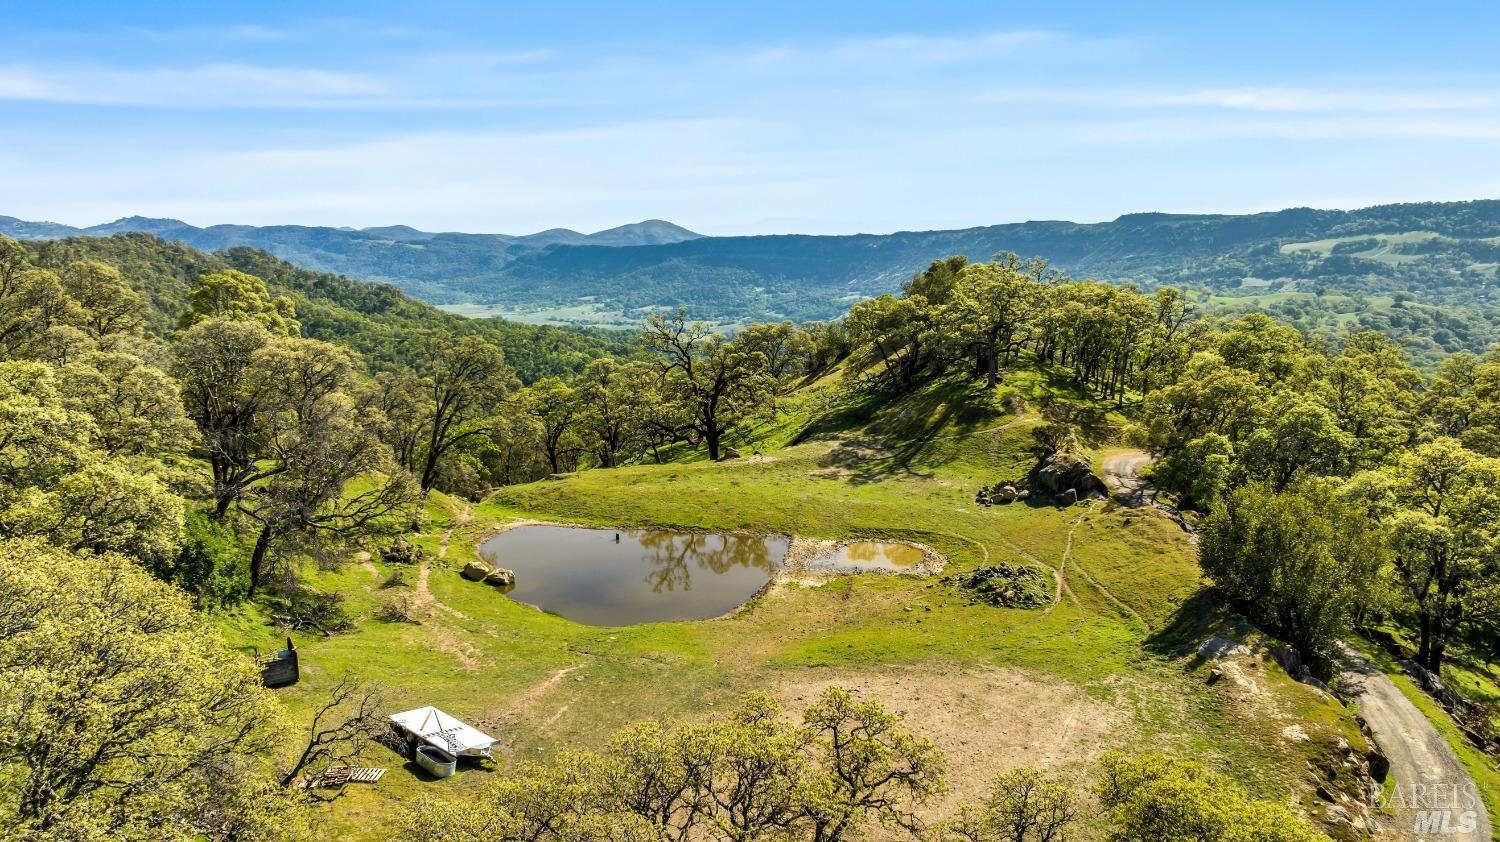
[158,508,248,606]
[1096,753,1328,841]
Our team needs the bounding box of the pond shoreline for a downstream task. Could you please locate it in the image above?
[467,519,948,624]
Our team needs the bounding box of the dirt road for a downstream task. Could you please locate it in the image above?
[1101,450,1154,506]
[1338,643,1490,840]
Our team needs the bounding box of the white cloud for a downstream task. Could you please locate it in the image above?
[0,118,826,232]
[0,63,388,107]
[1145,87,1500,113]
[127,23,296,42]
[1070,115,1500,143]
[0,28,1085,110]
[3,24,1498,233]
[744,29,1071,68]
[975,85,1500,113]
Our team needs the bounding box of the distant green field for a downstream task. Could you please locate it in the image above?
[437,300,749,331]
[436,300,641,328]
[1279,230,1442,265]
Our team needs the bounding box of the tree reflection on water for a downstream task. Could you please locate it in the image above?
[478,525,787,625]
[635,529,781,593]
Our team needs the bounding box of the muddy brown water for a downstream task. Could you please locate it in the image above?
[477,526,789,626]
[806,541,924,573]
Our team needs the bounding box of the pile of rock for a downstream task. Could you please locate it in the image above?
[976,482,1030,506]
[461,561,517,589]
[949,563,1049,608]
[381,538,424,565]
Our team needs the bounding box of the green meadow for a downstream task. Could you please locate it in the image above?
[217,365,1371,839]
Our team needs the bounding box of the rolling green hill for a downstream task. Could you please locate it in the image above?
[16,233,631,383]
[6,202,1499,344]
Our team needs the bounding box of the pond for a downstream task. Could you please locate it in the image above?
[806,541,925,573]
[476,525,789,626]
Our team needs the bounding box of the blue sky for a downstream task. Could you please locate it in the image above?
[3,1,1498,235]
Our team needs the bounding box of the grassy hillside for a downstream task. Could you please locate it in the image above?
[217,363,1374,840]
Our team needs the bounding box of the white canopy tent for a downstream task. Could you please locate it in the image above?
[389,706,497,759]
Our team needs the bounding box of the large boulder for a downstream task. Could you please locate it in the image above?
[1271,644,1304,679]
[461,562,490,582]
[1197,636,1251,660]
[484,567,516,587]
[1035,451,1108,502]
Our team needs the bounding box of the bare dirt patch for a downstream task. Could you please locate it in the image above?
[808,438,892,479]
[776,536,945,586]
[775,664,1125,818]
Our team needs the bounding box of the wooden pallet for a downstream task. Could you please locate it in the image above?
[310,766,386,788]
[348,767,387,783]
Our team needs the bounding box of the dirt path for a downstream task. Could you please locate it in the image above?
[513,664,584,709]
[1102,449,1155,506]
[1059,509,1150,633]
[355,550,381,579]
[1337,643,1490,841]
[414,532,467,621]
[928,412,1032,443]
[408,549,479,669]
[477,663,589,735]
[1101,449,1199,543]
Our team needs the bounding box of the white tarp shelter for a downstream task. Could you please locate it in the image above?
[389,706,497,759]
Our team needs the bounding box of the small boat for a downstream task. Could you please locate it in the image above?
[414,744,457,778]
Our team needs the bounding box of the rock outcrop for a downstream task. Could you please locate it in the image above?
[1197,636,1252,660]
[382,538,424,565]
[1199,635,1385,836]
[1269,643,1334,696]
[484,567,516,587]
[1034,451,1108,504]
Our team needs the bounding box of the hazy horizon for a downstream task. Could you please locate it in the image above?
[15,194,1500,242]
[5,1,1500,236]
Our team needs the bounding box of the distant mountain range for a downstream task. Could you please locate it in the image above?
[0,215,703,303]
[0,215,702,248]
[4,201,1500,356]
